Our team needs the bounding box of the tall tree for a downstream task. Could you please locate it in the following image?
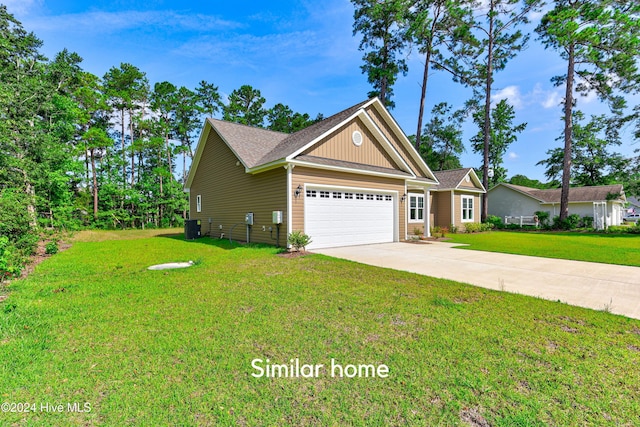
[352,0,410,108]
[536,0,640,220]
[195,80,223,118]
[448,0,539,221]
[537,112,629,187]
[471,99,526,188]
[420,102,466,171]
[222,85,267,127]
[174,86,201,185]
[266,103,319,133]
[0,5,48,226]
[407,0,474,148]
[103,63,149,189]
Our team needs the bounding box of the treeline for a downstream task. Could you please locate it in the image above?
[351,0,640,220]
[0,6,321,276]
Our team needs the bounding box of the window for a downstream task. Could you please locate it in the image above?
[333,192,342,199]
[320,191,330,198]
[366,194,374,200]
[385,195,392,201]
[196,194,202,213]
[306,190,317,198]
[462,195,474,222]
[409,195,424,222]
[356,193,364,200]
[376,194,383,201]
[345,193,354,199]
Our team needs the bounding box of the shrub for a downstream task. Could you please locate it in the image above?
[449,224,458,234]
[534,211,550,227]
[413,227,422,236]
[287,230,312,252]
[45,241,59,255]
[0,237,20,279]
[552,214,581,230]
[582,216,594,229]
[485,215,503,229]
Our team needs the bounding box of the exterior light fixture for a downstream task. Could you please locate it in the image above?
[294,185,303,198]
[401,193,407,202]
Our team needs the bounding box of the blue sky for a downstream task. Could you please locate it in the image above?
[5,0,639,181]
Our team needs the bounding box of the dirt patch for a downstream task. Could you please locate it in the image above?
[460,407,491,427]
[18,240,71,280]
[276,250,313,258]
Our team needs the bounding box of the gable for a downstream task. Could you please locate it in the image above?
[300,116,403,171]
[364,104,435,181]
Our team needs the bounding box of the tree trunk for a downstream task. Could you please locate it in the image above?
[121,108,126,190]
[129,108,135,188]
[481,3,495,223]
[91,148,98,220]
[560,42,575,221]
[415,48,432,150]
[166,133,173,183]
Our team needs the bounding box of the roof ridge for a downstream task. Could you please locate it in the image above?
[208,118,288,136]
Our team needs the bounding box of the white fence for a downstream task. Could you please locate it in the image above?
[504,216,539,227]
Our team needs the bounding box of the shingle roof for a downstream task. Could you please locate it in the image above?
[501,183,625,203]
[257,99,371,166]
[207,119,288,168]
[208,100,372,169]
[433,168,472,189]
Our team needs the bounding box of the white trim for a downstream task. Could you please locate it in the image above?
[424,189,430,237]
[196,194,202,213]
[187,192,191,219]
[287,159,412,180]
[287,109,415,178]
[367,99,438,182]
[286,164,294,247]
[185,120,212,189]
[461,195,474,222]
[304,183,399,244]
[408,194,425,223]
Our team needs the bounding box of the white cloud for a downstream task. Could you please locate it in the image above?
[508,151,519,160]
[493,85,523,109]
[542,91,561,109]
[3,0,42,16]
[23,10,242,34]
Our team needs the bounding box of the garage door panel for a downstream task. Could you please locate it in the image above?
[305,186,394,249]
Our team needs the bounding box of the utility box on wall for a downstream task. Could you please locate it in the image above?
[272,211,283,224]
[245,212,254,225]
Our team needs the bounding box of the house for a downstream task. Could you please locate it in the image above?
[406,168,485,235]
[185,98,484,249]
[488,183,626,229]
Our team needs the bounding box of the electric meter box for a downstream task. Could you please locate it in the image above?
[245,212,254,225]
[272,211,283,224]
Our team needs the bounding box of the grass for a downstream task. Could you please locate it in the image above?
[1,229,639,426]
[446,231,640,267]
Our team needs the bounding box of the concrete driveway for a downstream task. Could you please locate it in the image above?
[314,242,640,320]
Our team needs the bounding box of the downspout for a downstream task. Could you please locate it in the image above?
[285,164,294,248]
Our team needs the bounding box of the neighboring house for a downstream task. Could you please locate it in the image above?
[407,168,485,235]
[488,183,626,229]
[185,98,485,249]
[627,196,639,214]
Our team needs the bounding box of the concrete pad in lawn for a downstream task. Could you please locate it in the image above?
[314,242,640,320]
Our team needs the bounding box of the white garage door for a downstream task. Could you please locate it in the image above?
[304,187,395,249]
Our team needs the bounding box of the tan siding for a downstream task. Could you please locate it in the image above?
[452,192,481,230]
[291,166,406,239]
[302,118,399,169]
[434,192,452,228]
[365,106,427,178]
[189,129,287,245]
[459,175,483,190]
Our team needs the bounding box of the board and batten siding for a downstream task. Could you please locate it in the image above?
[291,166,406,240]
[302,118,399,170]
[189,130,287,245]
[365,106,427,179]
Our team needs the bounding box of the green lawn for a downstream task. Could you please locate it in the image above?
[446,231,640,266]
[1,230,639,426]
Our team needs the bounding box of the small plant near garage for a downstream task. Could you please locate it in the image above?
[287,230,312,252]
